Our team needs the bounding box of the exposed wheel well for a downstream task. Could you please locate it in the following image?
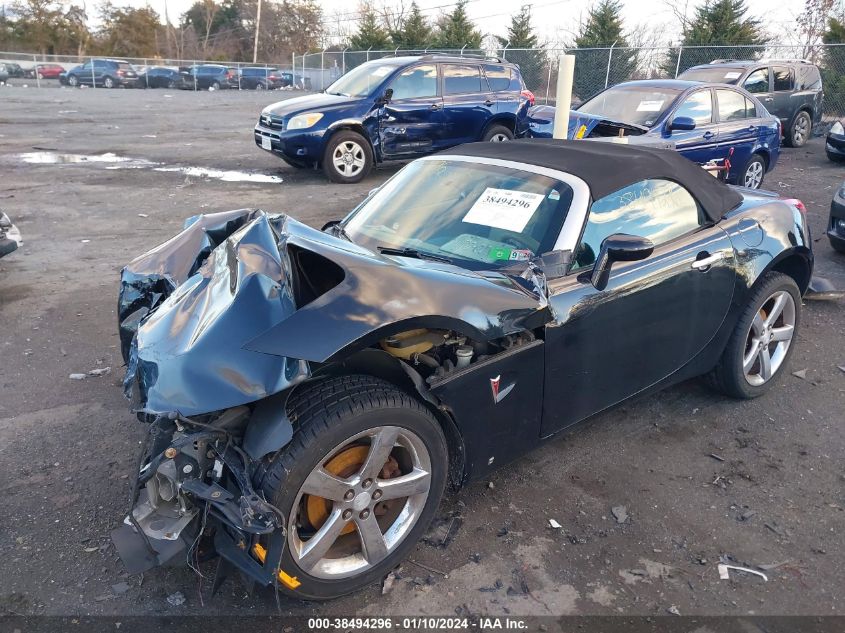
[768,252,811,294]
[300,350,467,490]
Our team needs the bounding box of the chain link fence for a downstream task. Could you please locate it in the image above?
[5,44,845,120]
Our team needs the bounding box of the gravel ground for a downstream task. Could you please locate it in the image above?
[0,87,843,618]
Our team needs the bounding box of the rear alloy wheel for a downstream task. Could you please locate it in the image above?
[257,375,448,600]
[323,130,373,184]
[255,82,266,90]
[787,111,811,147]
[211,81,221,90]
[741,154,766,189]
[166,80,175,89]
[67,74,78,87]
[103,76,115,89]
[709,272,801,399]
[482,124,514,143]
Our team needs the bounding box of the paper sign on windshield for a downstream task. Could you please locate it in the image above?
[724,71,742,79]
[636,100,664,112]
[462,188,544,233]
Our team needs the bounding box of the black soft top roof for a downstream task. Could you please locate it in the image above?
[440,139,743,222]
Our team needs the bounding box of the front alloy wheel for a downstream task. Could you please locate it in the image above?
[258,375,447,599]
[288,426,432,579]
[67,74,78,87]
[323,130,373,184]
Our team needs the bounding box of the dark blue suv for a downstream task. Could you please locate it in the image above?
[254,55,534,183]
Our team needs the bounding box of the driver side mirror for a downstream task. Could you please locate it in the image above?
[668,116,696,132]
[376,88,393,105]
[590,234,654,291]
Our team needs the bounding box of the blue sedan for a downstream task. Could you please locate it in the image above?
[527,79,780,189]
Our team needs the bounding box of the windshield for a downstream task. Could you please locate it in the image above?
[325,62,397,97]
[679,67,743,84]
[578,86,682,128]
[343,159,575,270]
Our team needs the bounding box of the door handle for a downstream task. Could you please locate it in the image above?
[429,103,441,110]
[748,125,757,132]
[702,131,715,140]
[484,99,494,107]
[691,252,724,270]
[764,97,774,102]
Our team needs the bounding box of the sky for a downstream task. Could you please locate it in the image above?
[142,0,807,48]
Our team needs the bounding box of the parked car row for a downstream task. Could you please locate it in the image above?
[252,54,830,191]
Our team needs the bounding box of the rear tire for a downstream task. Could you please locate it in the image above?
[257,375,448,600]
[786,110,811,148]
[482,124,514,142]
[708,272,801,399]
[323,130,373,184]
[740,153,766,189]
[211,81,221,90]
[103,76,115,89]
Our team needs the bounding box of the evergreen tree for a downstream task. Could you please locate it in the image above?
[350,4,391,50]
[496,5,545,90]
[572,0,637,101]
[821,15,845,114]
[434,0,481,50]
[664,0,767,75]
[390,1,432,50]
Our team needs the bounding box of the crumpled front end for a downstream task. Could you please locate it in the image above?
[119,209,310,416]
[113,209,312,588]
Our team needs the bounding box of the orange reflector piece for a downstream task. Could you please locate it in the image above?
[252,543,301,589]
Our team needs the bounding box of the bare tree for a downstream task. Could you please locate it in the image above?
[797,0,836,61]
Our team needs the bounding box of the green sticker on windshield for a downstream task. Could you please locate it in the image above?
[488,246,513,261]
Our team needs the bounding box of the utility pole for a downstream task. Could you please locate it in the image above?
[252,0,262,64]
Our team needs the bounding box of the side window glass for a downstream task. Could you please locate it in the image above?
[745,97,757,118]
[716,89,747,121]
[673,90,712,125]
[389,64,437,100]
[483,64,510,91]
[743,68,769,94]
[773,66,793,91]
[572,180,701,270]
[443,64,482,95]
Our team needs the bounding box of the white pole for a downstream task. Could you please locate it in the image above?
[252,0,262,64]
[552,54,575,140]
[604,41,617,89]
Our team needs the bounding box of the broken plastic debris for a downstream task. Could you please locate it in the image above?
[667,605,681,615]
[717,563,768,582]
[548,519,562,529]
[805,276,844,301]
[88,367,111,377]
[69,373,86,380]
[611,505,628,524]
[792,369,808,380]
[382,570,397,595]
[166,591,186,606]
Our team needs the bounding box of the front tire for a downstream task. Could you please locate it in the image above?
[709,272,801,399]
[786,111,811,148]
[740,153,766,189]
[482,124,514,142]
[67,74,78,87]
[257,375,448,600]
[323,130,373,184]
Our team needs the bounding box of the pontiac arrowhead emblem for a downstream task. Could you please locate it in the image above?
[490,375,515,404]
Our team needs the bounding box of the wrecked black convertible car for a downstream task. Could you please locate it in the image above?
[113,140,812,600]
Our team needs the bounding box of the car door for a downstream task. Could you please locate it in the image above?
[540,179,736,436]
[665,88,720,164]
[714,88,759,172]
[93,60,108,85]
[741,66,773,114]
[379,63,444,158]
[769,65,795,123]
[441,63,493,146]
[77,61,94,85]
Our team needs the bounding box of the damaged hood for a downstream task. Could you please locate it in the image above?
[119,210,548,417]
[527,105,650,139]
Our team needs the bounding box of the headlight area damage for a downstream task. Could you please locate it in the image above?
[111,209,552,593]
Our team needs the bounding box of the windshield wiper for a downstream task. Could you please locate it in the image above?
[377,246,453,264]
